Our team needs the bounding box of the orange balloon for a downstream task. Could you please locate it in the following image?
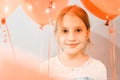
[0,61,51,80]
[0,46,51,80]
[21,0,68,26]
[81,0,120,20]
[0,0,20,19]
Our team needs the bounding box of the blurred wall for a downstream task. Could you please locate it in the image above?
[0,0,120,80]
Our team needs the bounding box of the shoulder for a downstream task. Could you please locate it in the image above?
[87,57,107,73]
[89,57,106,69]
[41,56,58,66]
[40,56,59,73]
[88,57,107,80]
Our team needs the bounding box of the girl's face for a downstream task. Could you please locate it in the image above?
[57,14,90,55]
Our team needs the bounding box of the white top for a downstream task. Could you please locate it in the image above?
[40,56,107,80]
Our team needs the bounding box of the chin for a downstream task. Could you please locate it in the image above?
[65,50,79,55]
[64,48,83,55]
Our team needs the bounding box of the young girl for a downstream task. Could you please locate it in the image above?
[40,5,107,80]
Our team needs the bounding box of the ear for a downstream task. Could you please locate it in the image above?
[86,29,90,39]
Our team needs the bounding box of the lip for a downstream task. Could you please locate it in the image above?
[66,43,79,48]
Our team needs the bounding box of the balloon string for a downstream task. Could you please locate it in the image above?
[5,23,16,60]
[0,24,2,29]
[48,37,51,77]
[47,26,52,77]
[110,27,116,80]
[106,21,116,80]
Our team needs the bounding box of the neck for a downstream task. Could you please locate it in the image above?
[64,51,86,59]
[59,51,89,68]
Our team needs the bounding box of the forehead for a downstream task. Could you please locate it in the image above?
[61,14,86,29]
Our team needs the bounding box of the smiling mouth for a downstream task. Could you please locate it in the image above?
[66,44,79,48]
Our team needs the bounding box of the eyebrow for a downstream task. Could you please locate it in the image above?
[60,26,82,29]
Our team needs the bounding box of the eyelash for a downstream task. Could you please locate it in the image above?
[62,29,68,33]
[76,29,82,32]
[61,29,82,33]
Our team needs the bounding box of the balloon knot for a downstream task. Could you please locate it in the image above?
[1,18,6,25]
[105,20,110,26]
[39,24,44,30]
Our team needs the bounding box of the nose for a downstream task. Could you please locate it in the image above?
[68,32,76,41]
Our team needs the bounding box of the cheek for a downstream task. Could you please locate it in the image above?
[78,37,87,43]
[59,37,65,44]
[77,35,88,44]
[77,33,87,40]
